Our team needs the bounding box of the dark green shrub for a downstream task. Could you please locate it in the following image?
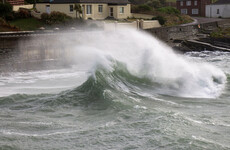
[132,4,152,13]
[50,11,71,23]
[146,0,161,8]
[41,13,49,20]
[152,16,166,25]
[5,13,15,20]
[0,17,6,25]
[138,4,152,11]
[19,9,31,18]
[157,6,180,15]
[25,0,34,4]
[159,0,166,5]
[14,9,31,19]
[41,11,71,25]
[0,3,13,18]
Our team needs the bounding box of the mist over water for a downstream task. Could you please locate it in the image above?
[0,28,229,150]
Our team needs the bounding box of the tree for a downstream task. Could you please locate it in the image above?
[159,0,166,6]
[147,0,161,8]
[25,0,34,4]
[0,3,12,18]
[74,4,82,19]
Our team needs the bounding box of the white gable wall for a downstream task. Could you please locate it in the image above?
[206,4,230,18]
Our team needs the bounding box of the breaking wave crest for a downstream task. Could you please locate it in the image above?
[0,28,227,108]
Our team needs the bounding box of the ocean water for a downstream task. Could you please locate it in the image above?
[0,29,229,150]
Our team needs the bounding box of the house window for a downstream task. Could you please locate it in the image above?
[69,5,73,12]
[98,5,103,13]
[180,1,183,6]
[192,9,199,14]
[181,9,187,14]
[217,9,219,14]
[120,7,124,14]
[194,1,197,6]
[86,5,92,14]
[186,1,191,6]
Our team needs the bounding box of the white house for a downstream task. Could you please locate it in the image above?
[35,0,131,20]
[206,0,230,18]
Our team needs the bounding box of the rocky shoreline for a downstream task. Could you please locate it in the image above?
[172,37,230,53]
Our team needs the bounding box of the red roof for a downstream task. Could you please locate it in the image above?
[6,0,24,5]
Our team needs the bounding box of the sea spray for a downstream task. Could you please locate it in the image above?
[64,28,226,98]
[0,28,226,98]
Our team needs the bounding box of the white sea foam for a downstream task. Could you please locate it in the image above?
[1,129,79,137]
[192,135,230,149]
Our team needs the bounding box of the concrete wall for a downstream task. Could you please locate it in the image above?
[116,21,137,29]
[206,4,230,18]
[131,13,155,19]
[103,20,161,30]
[31,10,41,19]
[13,5,33,11]
[0,34,73,72]
[140,20,161,29]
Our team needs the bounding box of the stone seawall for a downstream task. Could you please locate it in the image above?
[145,20,230,43]
[0,33,74,72]
[146,25,199,42]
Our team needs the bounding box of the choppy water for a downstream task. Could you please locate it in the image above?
[0,29,230,150]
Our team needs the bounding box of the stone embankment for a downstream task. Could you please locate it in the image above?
[145,19,230,52]
[0,31,76,72]
[146,19,230,41]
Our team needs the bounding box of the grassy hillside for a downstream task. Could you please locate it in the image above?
[0,18,19,32]
[165,0,217,2]
[211,28,230,38]
[134,0,217,3]
[166,0,176,2]
[10,18,45,31]
[132,5,193,26]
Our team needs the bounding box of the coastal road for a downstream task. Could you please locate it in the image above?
[181,17,228,26]
[193,17,227,24]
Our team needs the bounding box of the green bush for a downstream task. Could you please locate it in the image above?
[132,4,152,13]
[41,13,49,20]
[152,16,166,25]
[0,17,6,25]
[25,0,34,4]
[14,9,31,19]
[157,6,180,15]
[18,9,31,18]
[146,0,162,8]
[5,13,14,20]
[41,11,72,25]
[210,28,230,38]
[138,4,152,11]
[0,3,13,18]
